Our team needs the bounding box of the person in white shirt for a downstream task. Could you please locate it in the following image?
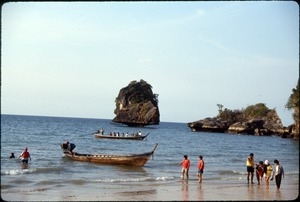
[272,159,284,189]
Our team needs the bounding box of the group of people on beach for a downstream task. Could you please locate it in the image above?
[10,146,284,191]
[178,155,204,183]
[178,153,284,189]
[246,153,284,189]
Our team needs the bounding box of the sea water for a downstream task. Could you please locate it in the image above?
[1,114,299,200]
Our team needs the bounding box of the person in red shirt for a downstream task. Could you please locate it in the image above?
[197,155,205,183]
[255,161,264,185]
[19,147,31,164]
[178,155,190,180]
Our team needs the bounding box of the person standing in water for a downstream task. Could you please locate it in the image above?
[272,159,284,189]
[246,153,255,184]
[256,161,264,185]
[179,155,190,180]
[263,160,273,189]
[19,147,31,164]
[197,155,205,183]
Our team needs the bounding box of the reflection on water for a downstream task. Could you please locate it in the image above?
[247,184,255,200]
[197,183,204,200]
[181,180,189,201]
[263,187,270,200]
[21,163,29,170]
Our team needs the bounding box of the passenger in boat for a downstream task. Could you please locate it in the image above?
[125,132,129,137]
[9,152,15,158]
[179,155,190,180]
[68,142,76,152]
[99,128,104,135]
[61,142,68,149]
[64,141,76,153]
[138,131,142,136]
[19,147,31,164]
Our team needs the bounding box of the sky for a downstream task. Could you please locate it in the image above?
[1,1,299,125]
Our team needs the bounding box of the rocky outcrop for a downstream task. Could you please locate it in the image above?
[112,79,160,127]
[187,103,295,138]
[188,118,229,133]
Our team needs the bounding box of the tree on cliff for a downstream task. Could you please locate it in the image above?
[285,78,299,137]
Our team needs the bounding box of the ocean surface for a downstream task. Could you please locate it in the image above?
[1,114,299,201]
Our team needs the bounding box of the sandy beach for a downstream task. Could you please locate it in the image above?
[2,179,298,201]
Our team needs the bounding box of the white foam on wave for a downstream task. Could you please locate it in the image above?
[3,168,35,175]
[3,169,21,175]
[155,176,174,181]
[94,176,175,183]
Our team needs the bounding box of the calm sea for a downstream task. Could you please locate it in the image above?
[1,114,299,200]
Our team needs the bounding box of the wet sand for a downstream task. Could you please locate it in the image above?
[2,179,299,201]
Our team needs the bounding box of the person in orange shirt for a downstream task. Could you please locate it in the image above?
[19,147,31,164]
[178,155,190,180]
[197,155,205,183]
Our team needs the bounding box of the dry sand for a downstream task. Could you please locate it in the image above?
[2,179,298,201]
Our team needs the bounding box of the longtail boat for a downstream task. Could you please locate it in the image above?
[93,133,149,140]
[61,143,158,167]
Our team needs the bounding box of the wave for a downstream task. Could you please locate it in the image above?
[35,180,65,186]
[94,176,175,183]
[218,169,243,175]
[66,179,88,185]
[1,168,34,175]
[34,167,65,174]
[1,184,16,189]
[1,166,65,176]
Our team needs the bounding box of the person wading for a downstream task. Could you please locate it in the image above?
[179,155,190,180]
[19,147,31,164]
[246,153,255,184]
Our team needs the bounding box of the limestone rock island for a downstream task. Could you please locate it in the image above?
[112,79,160,127]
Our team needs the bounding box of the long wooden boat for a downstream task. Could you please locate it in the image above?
[61,143,158,167]
[94,133,149,140]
